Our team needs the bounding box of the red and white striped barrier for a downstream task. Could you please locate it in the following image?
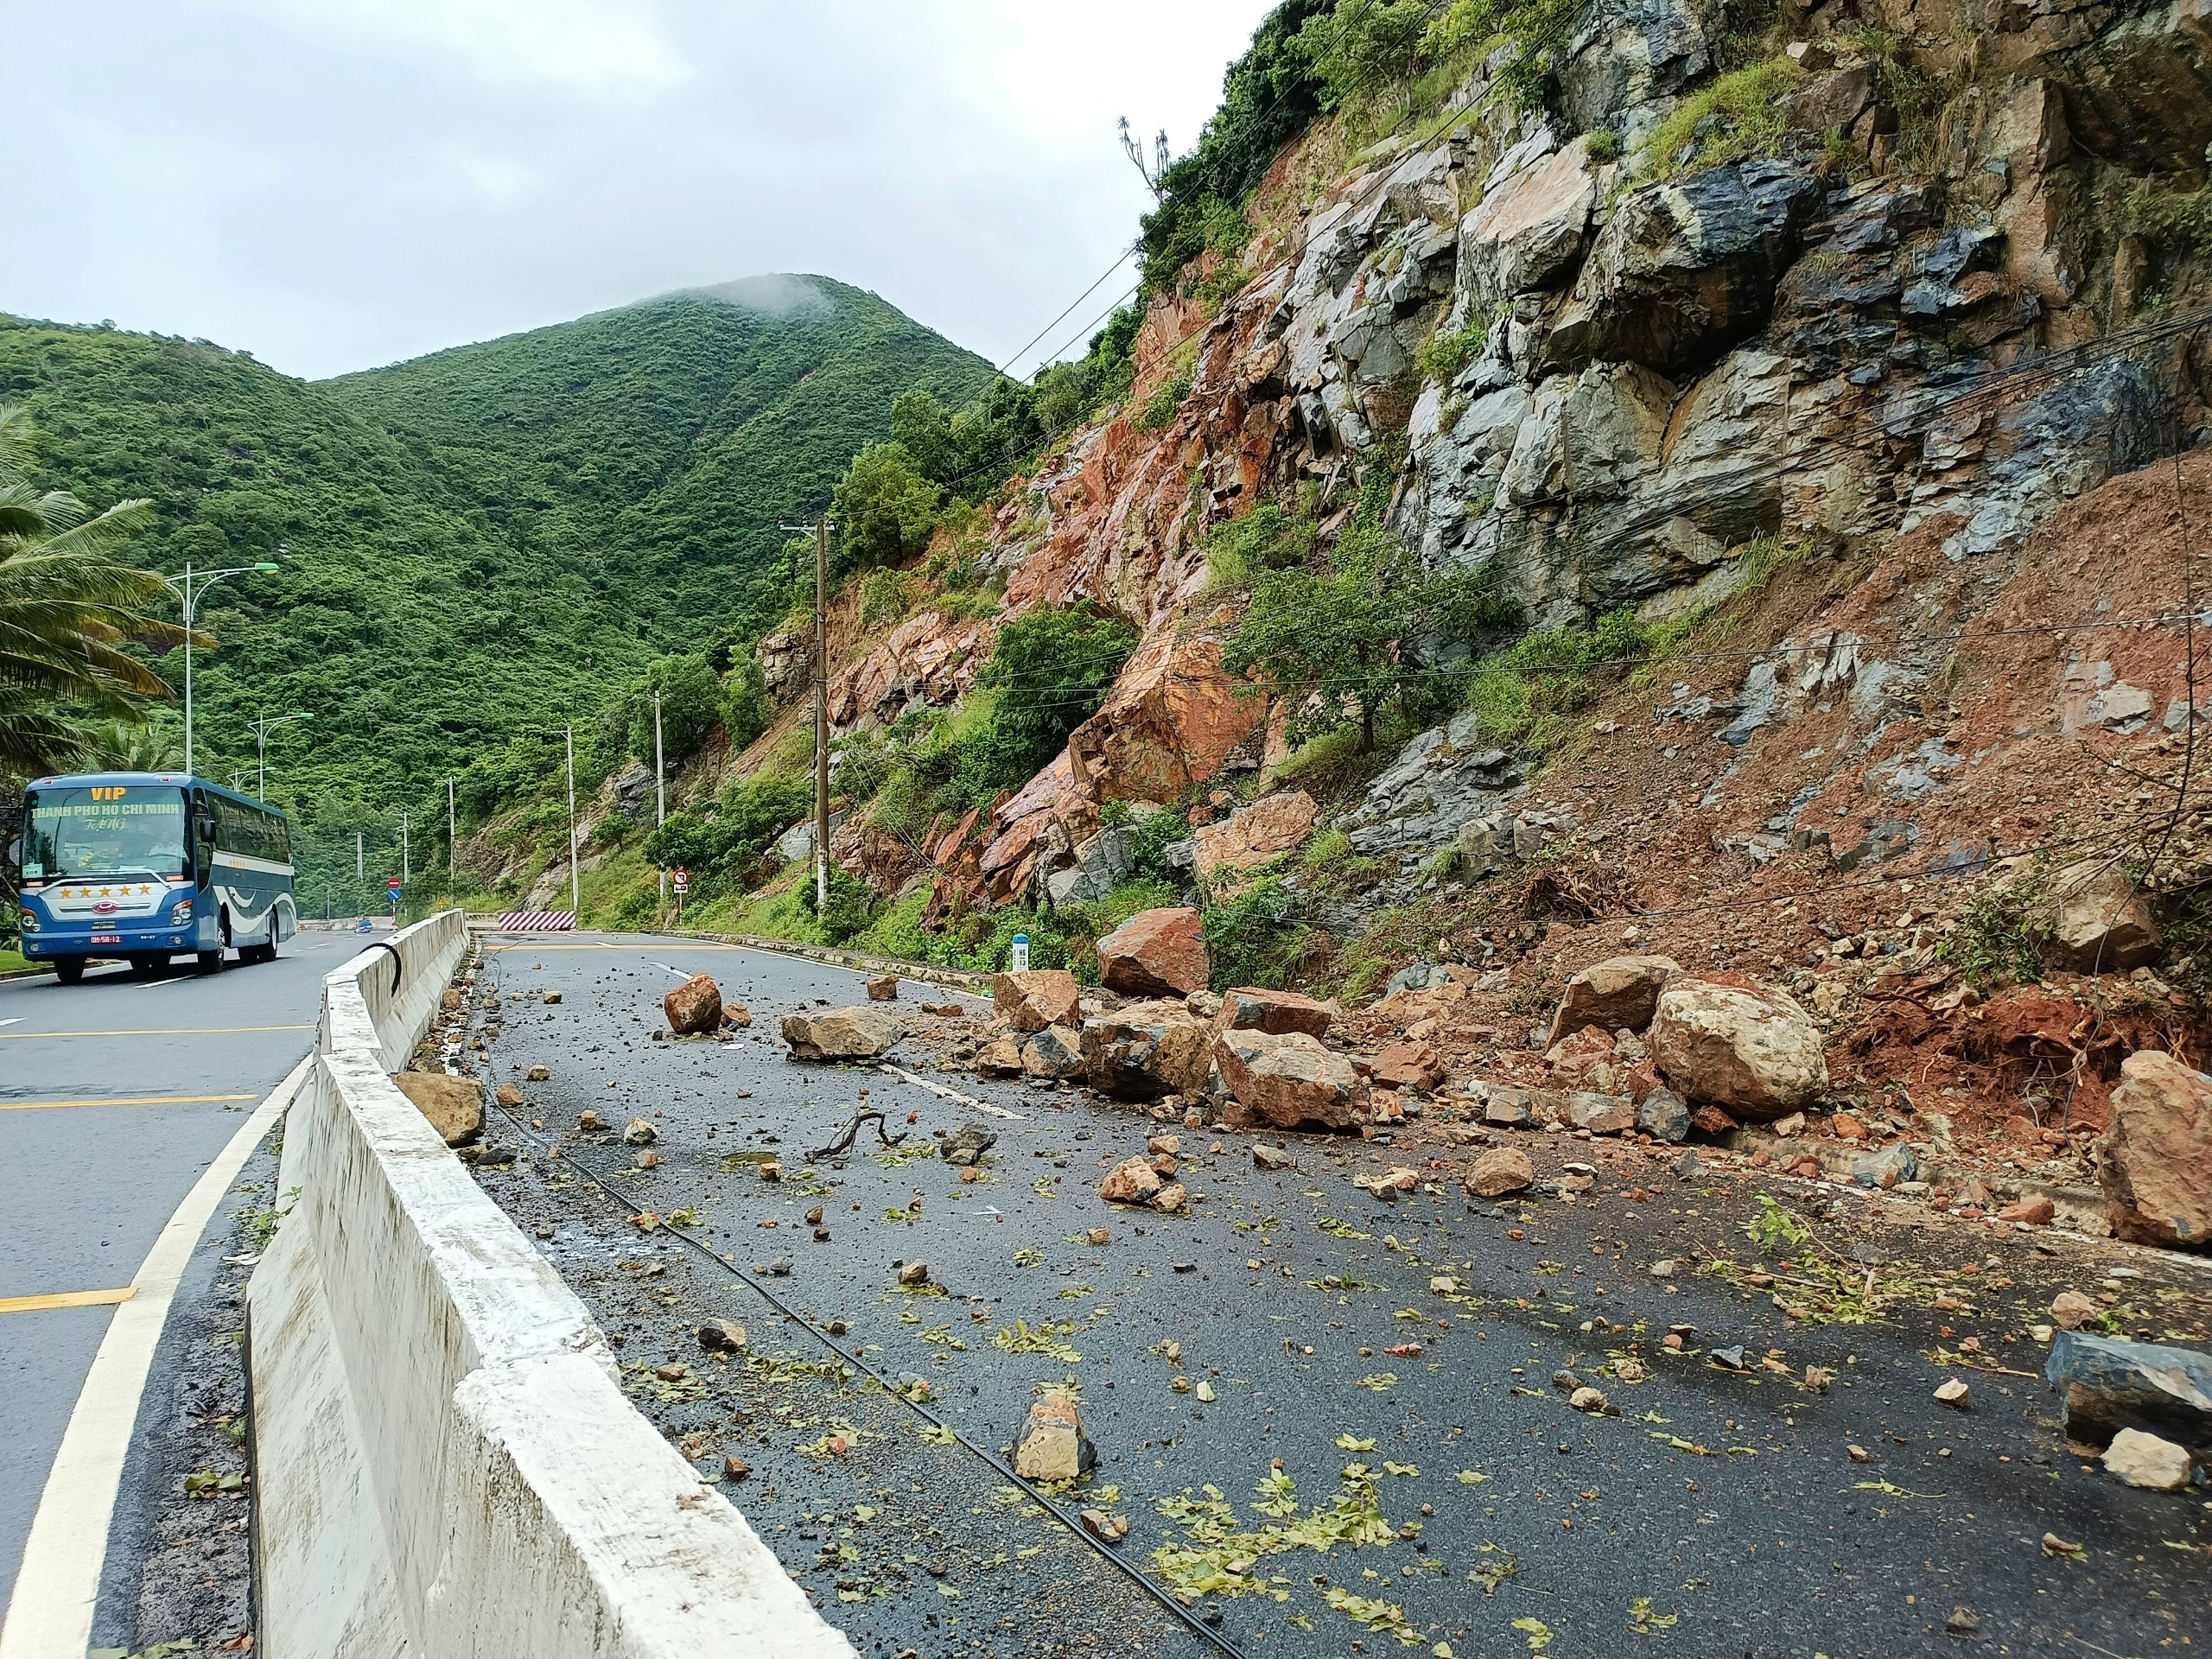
[495,911,575,932]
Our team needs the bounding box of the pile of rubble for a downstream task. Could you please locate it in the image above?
[741,909,2207,1252]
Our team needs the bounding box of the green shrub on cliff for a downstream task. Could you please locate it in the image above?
[1637,58,1804,180]
[833,442,943,574]
[1226,469,1514,753]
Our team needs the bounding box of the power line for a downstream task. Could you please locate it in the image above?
[995,250,1139,377]
[988,0,1395,385]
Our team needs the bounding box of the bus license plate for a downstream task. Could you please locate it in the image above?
[89,934,121,944]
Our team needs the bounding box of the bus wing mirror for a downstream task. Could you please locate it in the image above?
[3,836,17,867]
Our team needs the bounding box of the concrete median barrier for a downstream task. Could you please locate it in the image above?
[250,910,852,1657]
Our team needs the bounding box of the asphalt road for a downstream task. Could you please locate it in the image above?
[463,933,2212,1659]
[0,932,353,1630]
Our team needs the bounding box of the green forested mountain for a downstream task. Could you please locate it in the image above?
[327,275,995,621]
[0,276,991,907]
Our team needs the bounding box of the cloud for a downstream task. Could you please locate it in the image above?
[8,0,1275,379]
[224,0,690,98]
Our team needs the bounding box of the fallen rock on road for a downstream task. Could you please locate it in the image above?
[995,968,1082,1033]
[1014,1391,1095,1482]
[1648,979,1828,1119]
[1213,1028,1369,1129]
[1096,908,1209,998]
[394,1071,484,1147]
[2046,1329,2212,1451]
[782,1006,903,1061]
[664,972,723,1033]
[1465,1145,1535,1198]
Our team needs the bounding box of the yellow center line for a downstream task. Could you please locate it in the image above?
[0,1287,137,1315]
[0,1024,314,1040]
[0,1092,258,1111]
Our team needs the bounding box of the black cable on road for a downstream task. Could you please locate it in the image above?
[481,1090,1252,1659]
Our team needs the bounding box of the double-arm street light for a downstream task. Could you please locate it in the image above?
[158,557,282,777]
[251,711,313,800]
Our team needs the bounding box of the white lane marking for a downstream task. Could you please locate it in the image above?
[0,1054,310,1659]
[651,961,695,976]
[0,1020,19,1030]
[875,1064,1026,1121]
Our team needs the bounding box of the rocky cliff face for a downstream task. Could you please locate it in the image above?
[753,0,2212,1034]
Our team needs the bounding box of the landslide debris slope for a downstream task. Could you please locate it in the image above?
[671,0,2212,1182]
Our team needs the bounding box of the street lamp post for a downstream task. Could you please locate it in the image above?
[564,725,580,921]
[250,711,313,799]
[160,558,280,778]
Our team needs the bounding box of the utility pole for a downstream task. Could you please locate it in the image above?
[401,810,410,882]
[447,776,456,874]
[654,689,666,914]
[813,515,830,912]
[779,513,835,912]
[565,724,581,921]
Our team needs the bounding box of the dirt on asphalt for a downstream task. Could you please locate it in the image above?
[443,935,2212,1659]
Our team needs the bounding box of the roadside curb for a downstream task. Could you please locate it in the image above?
[250,912,855,1656]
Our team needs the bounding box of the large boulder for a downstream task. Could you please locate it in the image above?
[2101,1048,2212,1250]
[995,968,1083,1033]
[1215,986,1337,1039]
[2045,1329,2212,1451]
[664,972,723,1034]
[1213,1029,1370,1130]
[1457,134,1596,308]
[1096,908,1209,998]
[394,1071,484,1147]
[1021,1025,1086,1080]
[1192,791,1319,878]
[1080,1001,1214,1101]
[1648,980,1827,1119]
[1543,160,1823,374]
[1062,632,1267,806]
[1548,954,1681,1042]
[780,1007,903,1062]
[2049,858,2162,972]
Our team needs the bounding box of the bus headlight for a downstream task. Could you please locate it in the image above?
[168,899,194,924]
[17,907,37,933]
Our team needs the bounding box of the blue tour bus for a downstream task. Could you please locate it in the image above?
[10,772,296,982]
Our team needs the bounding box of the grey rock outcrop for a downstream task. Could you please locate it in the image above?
[1544,160,1825,374]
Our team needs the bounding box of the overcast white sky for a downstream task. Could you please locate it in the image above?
[6,0,1275,381]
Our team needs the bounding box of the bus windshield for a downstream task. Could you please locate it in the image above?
[22,786,190,882]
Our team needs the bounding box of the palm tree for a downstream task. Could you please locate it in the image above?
[0,404,198,774]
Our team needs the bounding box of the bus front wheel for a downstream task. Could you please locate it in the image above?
[54,958,85,985]
[240,941,276,965]
[194,950,224,975]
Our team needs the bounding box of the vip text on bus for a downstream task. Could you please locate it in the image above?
[10,772,296,982]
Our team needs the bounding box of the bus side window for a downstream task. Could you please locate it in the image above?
[192,794,217,881]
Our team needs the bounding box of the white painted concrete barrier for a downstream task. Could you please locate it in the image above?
[250,911,853,1658]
